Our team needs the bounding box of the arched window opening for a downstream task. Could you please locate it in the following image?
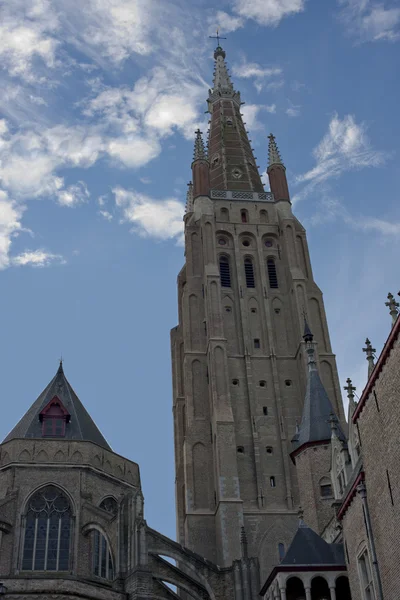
[320,477,333,498]
[220,208,229,222]
[92,529,114,580]
[286,576,305,600]
[267,258,278,288]
[358,547,374,599]
[241,210,248,223]
[22,486,71,571]
[260,210,268,223]
[219,256,231,288]
[311,576,330,599]
[99,497,118,515]
[244,258,255,288]
[270,476,276,488]
[278,542,285,561]
[336,576,352,600]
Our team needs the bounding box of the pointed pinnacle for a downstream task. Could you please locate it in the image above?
[57,358,64,375]
[193,129,206,161]
[344,378,356,402]
[302,316,313,343]
[385,292,399,326]
[268,133,284,167]
[185,182,193,213]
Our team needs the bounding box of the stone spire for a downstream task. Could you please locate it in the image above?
[268,133,284,167]
[207,45,263,193]
[185,182,193,213]
[291,326,345,456]
[192,130,210,199]
[363,338,376,378]
[193,129,207,161]
[385,292,399,326]
[267,133,290,202]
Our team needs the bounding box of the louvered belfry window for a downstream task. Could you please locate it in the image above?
[244,258,255,288]
[267,258,278,288]
[219,256,231,287]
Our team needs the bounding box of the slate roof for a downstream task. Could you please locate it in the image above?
[292,323,345,454]
[281,521,345,566]
[2,363,111,450]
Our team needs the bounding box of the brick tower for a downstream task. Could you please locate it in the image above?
[171,44,345,580]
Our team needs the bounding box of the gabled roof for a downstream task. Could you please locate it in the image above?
[2,362,111,450]
[291,323,345,456]
[281,521,345,566]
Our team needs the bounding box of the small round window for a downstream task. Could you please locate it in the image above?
[264,240,273,248]
[242,239,251,247]
[218,238,227,246]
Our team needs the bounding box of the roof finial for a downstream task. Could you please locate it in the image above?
[344,378,356,404]
[385,292,399,326]
[240,526,248,558]
[193,130,207,161]
[302,313,314,343]
[297,506,306,527]
[185,182,193,213]
[328,412,339,434]
[268,133,284,167]
[209,28,227,58]
[57,356,64,374]
[363,338,376,378]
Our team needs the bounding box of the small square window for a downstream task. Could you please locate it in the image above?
[237,446,244,453]
[263,407,268,415]
[259,380,266,387]
[254,339,260,349]
[232,379,239,386]
[266,446,273,454]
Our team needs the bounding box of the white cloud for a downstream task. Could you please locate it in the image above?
[338,0,400,42]
[241,104,276,130]
[107,136,161,168]
[98,210,113,221]
[113,186,184,244]
[294,114,387,202]
[0,190,24,269]
[286,105,301,117]
[233,63,282,79]
[12,249,65,267]
[209,11,244,34]
[233,0,305,26]
[0,0,59,82]
[56,181,90,207]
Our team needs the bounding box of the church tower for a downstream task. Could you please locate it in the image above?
[171,44,345,579]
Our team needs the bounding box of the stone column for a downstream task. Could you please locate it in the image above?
[305,588,312,600]
[279,587,287,600]
[329,586,337,600]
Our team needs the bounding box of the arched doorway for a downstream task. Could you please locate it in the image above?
[286,576,306,600]
[311,576,330,599]
[336,575,351,600]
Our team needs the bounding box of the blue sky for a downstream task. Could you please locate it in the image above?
[0,0,399,541]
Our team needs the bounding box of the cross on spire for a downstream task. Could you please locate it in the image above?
[363,338,376,378]
[344,377,356,403]
[385,292,399,326]
[209,28,226,48]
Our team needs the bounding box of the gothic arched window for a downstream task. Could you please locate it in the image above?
[92,529,114,580]
[241,210,248,223]
[219,255,231,287]
[267,258,278,288]
[99,497,118,515]
[244,258,255,288]
[22,486,72,571]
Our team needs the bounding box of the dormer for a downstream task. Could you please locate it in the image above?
[39,396,70,438]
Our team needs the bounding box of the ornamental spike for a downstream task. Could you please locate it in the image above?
[185,182,193,213]
[193,129,207,161]
[268,133,284,167]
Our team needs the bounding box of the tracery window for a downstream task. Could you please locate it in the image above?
[244,257,255,288]
[267,258,278,288]
[219,255,231,287]
[92,529,114,580]
[22,486,71,571]
[99,497,118,515]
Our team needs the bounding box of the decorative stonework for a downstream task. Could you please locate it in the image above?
[210,190,274,201]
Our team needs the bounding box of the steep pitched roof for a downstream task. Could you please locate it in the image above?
[2,363,111,450]
[281,521,345,566]
[291,323,345,455]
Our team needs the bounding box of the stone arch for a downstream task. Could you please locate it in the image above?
[214,346,227,408]
[189,294,202,351]
[193,443,210,509]
[296,234,309,278]
[260,209,269,223]
[285,576,306,600]
[209,280,222,334]
[258,519,297,580]
[54,450,65,462]
[126,470,134,482]
[104,459,112,472]
[150,554,211,600]
[1,451,10,465]
[310,575,330,598]
[18,449,31,462]
[22,482,76,516]
[115,464,123,478]
[335,575,351,599]
[272,297,288,355]
[36,449,49,462]
[71,451,83,464]
[320,360,338,410]
[220,207,229,222]
[191,232,201,276]
[204,222,214,264]
[239,231,257,249]
[93,454,102,468]
[192,359,206,419]
[309,297,327,351]
[285,224,297,267]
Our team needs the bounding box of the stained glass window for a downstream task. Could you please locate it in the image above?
[22,486,71,571]
[92,530,114,580]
